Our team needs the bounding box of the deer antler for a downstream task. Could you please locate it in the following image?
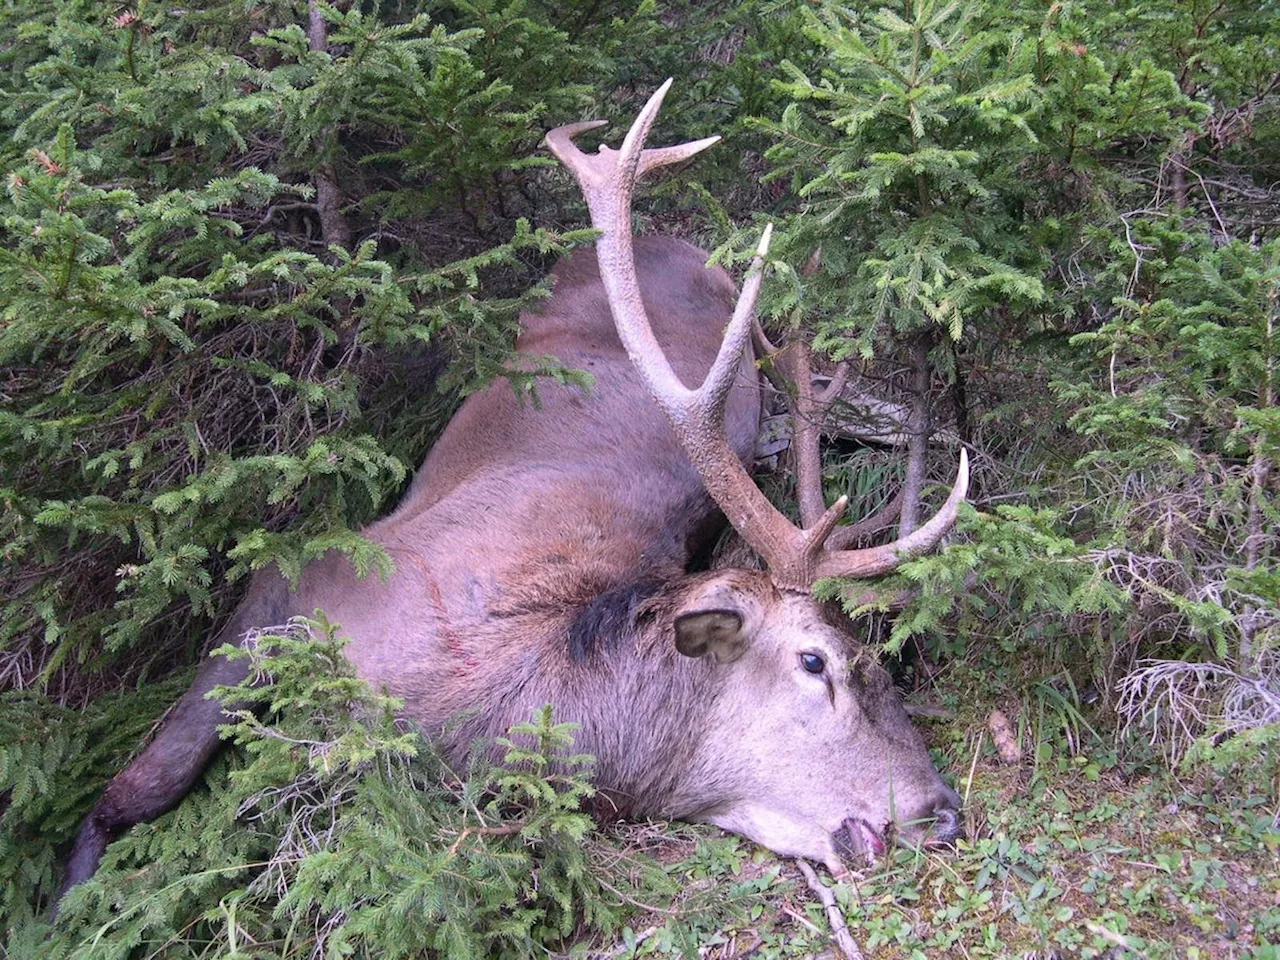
[752,251,855,535]
[546,80,968,591]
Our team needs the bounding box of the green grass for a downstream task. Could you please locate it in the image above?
[573,700,1280,958]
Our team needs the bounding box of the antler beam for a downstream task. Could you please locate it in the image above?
[546,81,968,591]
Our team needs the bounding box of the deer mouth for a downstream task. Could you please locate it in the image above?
[833,816,887,864]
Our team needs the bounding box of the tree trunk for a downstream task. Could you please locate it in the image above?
[307,1,352,252]
[1170,63,1199,211]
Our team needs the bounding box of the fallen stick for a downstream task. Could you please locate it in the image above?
[797,860,865,960]
[597,924,658,959]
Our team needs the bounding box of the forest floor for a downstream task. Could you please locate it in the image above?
[576,666,1280,960]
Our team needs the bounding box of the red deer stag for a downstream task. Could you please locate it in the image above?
[59,81,968,903]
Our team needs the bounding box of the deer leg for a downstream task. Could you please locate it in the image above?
[55,573,290,906]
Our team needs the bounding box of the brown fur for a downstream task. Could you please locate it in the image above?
[59,236,958,902]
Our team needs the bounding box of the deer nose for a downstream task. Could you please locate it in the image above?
[928,784,964,845]
[930,804,964,845]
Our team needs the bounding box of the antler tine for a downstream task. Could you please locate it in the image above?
[771,315,965,578]
[702,224,772,410]
[761,250,844,530]
[545,80,719,199]
[752,317,780,360]
[785,339,832,529]
[815,448,970,581]
[815,360,850,406]
[617,78,721,179]
[544,120,609,178]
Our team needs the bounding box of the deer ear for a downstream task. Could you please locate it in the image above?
[674,609,747,662]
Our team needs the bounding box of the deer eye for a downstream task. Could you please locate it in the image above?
[800,652,826,675]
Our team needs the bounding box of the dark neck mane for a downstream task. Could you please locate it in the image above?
[434,568,724,819]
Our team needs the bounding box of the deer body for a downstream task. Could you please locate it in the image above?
[61,86,966,905]
[294,234,760,704]
[59,236,760,893]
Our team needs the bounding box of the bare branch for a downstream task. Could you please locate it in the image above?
[797,860,865,960]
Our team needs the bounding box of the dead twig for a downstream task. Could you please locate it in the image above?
[594,924,658,959]
[1086,921,1150,958]
[446,820,525,858]
[780,905,822,936]
[797,860,865,960]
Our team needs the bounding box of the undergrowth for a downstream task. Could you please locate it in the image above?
[4,617,776,959]
[6,616,1276,959]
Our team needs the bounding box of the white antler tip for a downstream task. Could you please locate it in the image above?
[952,448,970,501]
[756,223,774,258]
[637,80,674,127]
